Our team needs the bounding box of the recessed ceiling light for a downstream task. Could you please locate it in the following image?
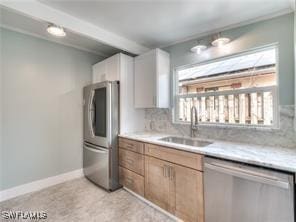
[47,24,66,37]
[191,45,207,55]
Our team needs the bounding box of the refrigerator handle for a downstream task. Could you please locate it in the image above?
[83,144,108,154]
[88,90,95,137]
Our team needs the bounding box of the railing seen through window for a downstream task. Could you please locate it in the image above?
[175,47,278,127]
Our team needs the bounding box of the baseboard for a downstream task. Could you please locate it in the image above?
[123,187,182,222]
[0,169,84,202]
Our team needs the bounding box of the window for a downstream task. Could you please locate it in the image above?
[174,47,279,128]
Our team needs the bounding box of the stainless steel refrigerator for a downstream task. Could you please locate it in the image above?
[83,81,120,191]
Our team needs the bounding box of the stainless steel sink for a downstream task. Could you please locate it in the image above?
[159,136,212,147]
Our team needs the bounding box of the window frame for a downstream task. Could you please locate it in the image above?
[172,44,280,129]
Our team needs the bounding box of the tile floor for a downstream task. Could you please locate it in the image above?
[0,178,175,222]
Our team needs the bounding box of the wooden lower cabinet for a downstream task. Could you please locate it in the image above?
[144,156,172,212]
[144,156,204,222]
[118,138,204,222]
[145,143,203,171]
[119,166,144,196]
[119,138,144,154]
[119,148,144,176]
[171,163,204,222]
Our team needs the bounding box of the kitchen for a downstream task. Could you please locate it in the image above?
[0,0,295,222]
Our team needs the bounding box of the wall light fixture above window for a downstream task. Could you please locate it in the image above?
[211,33,230,47]
[47,24,66,37]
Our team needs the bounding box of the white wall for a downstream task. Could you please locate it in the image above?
[0,28,102,190]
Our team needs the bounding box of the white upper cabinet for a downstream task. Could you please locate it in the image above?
[92,54,120,82]
[134,48,170,108]
[92,53,145,134]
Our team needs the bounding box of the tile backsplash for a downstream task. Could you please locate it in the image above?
[144,105,296,148]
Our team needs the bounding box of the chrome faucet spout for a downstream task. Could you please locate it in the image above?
[190,106,198,137]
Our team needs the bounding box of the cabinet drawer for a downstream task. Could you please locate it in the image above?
[119,138,144,154]
[119,167,144,196]
[145,143,203,171]
[119,148,145,175]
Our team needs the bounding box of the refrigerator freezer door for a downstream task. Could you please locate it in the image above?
[83,143,109,189]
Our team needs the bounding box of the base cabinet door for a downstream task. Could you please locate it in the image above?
[144,156,171,212]
[170,164,204,222]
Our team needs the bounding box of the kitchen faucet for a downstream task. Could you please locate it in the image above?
[190,106,198,137]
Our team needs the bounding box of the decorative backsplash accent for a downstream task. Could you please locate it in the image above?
[144,105,296,148]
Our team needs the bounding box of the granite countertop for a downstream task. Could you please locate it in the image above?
[119,132,296,174]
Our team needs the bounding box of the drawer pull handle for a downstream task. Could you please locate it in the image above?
[125,158,134,164]
[163,165,170,177]
[125,143,134,148]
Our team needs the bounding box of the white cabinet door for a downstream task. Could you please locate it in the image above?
[92,53,145,133]
[134,49,169,108]
[92,54,120,83]
[156,50,170,108]
[92,60,106,83]
[135,50,156,108]
[106,54,120,81]
[120,55,145,133]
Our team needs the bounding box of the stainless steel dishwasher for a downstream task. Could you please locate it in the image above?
[204,157,295,222]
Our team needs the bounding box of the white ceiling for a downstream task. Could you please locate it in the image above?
[1,0,294,55]
[39,0,294,48]
[0,7,121,57]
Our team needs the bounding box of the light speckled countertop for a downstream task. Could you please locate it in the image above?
[119,132,296,174]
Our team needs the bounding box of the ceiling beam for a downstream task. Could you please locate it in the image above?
[0,0,150,55]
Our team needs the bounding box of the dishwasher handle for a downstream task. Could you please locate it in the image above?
[205,162,290,190]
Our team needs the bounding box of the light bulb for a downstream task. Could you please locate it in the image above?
[211,37,230,47]
[191,45,207,55]
[47,24,66,37]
